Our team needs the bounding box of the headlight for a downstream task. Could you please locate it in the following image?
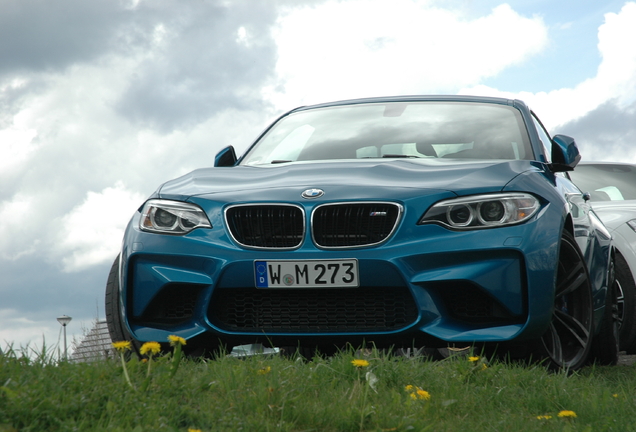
[419,193,539,229]
[140,199,212,234]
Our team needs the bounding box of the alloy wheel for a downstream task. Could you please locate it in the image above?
[540,232,593,369]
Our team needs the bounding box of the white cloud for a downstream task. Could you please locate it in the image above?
[152,23,169,46]
[595,2,636,105]
[265,0,548,109]
[460,2,636,130]
[236,26,251,47]
[1,78,40,173]
[0,51,270,274]
[56,182,146,272]
[0,194,40,261]
[0,126,38,173]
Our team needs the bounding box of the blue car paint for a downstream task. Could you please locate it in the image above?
[114,96,613,352]
[159,159,539,200]
[119,163,609,345]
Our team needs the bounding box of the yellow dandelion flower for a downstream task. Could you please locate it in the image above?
[416,389,431,400]
[468,356,480,362]
[257,366,272,375]
[536,415,552,420]
[557,410,577,418]
[481,363,488,370]
[405,385,430,401]
[613,394,619,398]
[351,359,370,368]
[168,335,187,346]
[188,429,202,432]
[112,341,131,352]
[140,341,161,356]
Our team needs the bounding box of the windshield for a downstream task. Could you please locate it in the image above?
[569,164,636,201]
[240,101,533,166]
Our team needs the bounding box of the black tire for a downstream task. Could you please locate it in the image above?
[105,255,137,352]
[615,253,636,354]
[589,255,619,365]
[530,230,594,371]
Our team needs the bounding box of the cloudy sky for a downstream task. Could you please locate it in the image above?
[2,0,636,354]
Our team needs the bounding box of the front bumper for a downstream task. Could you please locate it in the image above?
[119,203,561,348]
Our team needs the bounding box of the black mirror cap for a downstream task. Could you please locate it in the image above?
[214,146,238,167]
[549,134,581,172]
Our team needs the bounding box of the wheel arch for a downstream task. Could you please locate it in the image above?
[562,214,574,238]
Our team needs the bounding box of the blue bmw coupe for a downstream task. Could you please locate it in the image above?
[106,95,619,370]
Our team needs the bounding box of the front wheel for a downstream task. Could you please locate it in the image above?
[589,254,619,365]
[531,230,594,371]
[615,253,636,353]
[105,255,137,352]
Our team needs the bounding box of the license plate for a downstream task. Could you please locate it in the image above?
[254,259,359,288]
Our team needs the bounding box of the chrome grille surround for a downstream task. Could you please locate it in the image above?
[311,202,403,249]
[225,203,305,250]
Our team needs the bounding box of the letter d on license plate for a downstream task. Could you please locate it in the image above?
[254,259,359,288]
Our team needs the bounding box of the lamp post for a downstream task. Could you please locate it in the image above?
[57,315,72,361]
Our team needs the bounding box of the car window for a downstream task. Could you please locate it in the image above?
[268,124,314,162]
[531,113,552,163]
[569,164,636,201]
[241,101,533,165]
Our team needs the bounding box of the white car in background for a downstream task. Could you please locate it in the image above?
[568,162,636,353]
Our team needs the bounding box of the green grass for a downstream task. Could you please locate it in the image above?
[2,344,636,431]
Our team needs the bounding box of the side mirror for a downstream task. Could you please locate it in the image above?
[214,146,237,167]
[549,134,581,172]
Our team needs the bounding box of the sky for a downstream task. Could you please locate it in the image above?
[2,0,636,355]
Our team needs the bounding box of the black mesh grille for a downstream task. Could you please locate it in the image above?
[209,286,418,332]
[433,282,519,323]
[226,205,304,248]
[313,203,401,247]
[447,289,493,319]
[138,284,201,324]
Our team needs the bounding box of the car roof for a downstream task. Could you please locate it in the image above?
[578,161,636,167]
[291,95,525,113]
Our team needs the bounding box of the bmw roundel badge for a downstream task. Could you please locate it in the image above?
[301,188,324,199]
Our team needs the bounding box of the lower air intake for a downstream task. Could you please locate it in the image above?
[209,286,418,332]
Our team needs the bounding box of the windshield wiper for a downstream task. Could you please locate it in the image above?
[381,154,420,158]
[361,155,421,159]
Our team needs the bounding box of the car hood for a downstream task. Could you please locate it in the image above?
[591,200,636,230]
[158,159,542,201]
